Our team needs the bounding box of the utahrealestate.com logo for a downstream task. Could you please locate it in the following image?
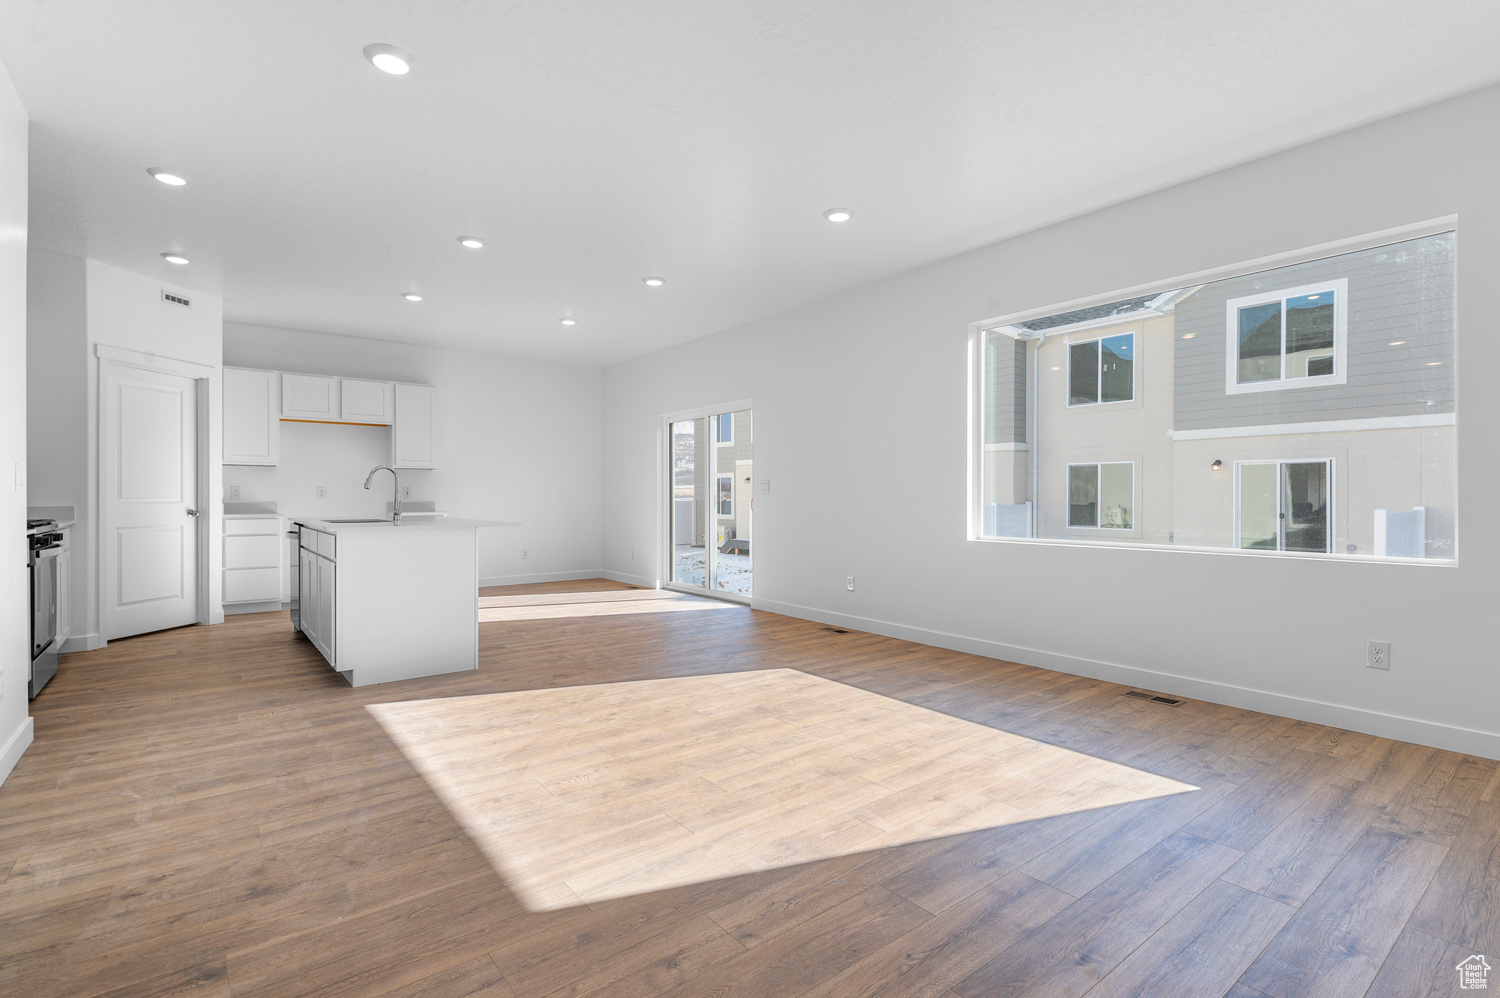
[1458,954,1491,990]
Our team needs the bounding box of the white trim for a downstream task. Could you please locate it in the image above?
[94,343,216,379]
[993,308,1164,340]
[968,215,1456,337]
[1169,412,1454,440]
[600,569,659,589]
[478,569,608,587]
[0,717,34,790]
[60,632,105,653]
[984,442,1030,452]
[661,398,754,423]
[746,598,1500,760]
[1224,279,1348,395]
[664,580,752,606]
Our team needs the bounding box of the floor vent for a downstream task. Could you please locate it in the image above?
[822,627,850,634]
[1124,690,1182,705]
[161,290,191,308]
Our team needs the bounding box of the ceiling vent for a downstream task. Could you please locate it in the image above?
[161,290,191,308]
[1124,690,1183,705]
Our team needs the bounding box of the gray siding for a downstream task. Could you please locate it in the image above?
[984,334,1027,444]
[1173,232,1454,432]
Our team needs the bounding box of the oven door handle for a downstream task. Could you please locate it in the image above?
[33,546,61,561]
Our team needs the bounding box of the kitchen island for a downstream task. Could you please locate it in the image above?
[291,516,517,687]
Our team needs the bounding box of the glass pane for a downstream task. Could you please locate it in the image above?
[712,409,753,596]
[1285,291,1335,379]
[1069,341,1099,405]
[670,417,707,587]
[1100,334,1134,403]
[1068,465,1098,527]
[1099,463,1133,528]
[1237,302,1282,383]
[1282,461,1330,552]
[1238,463,1279,549]
[716,412,733,443]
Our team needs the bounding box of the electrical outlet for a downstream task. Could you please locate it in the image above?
[521,549,529,560]
[401,486,412,499]
[1367,640,1391,670]
[229,485,242,500]
[316,486,327,500]
[846,576,855,591]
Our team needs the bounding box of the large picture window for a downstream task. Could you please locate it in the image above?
[973,225,1454,560]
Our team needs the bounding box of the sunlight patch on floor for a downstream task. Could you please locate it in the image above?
[368,669,1196,911]
[477,588,739,622]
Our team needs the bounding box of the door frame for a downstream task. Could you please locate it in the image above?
[96,344,217,639]
[660,399,753,605]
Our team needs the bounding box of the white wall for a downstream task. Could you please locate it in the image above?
[0,60,30,787]
[602,82,1500,759]
[223,324,603,586]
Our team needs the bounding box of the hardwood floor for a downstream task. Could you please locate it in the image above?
[1,580,1495,998]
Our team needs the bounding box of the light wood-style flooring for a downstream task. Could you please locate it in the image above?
[2,579,1497,998]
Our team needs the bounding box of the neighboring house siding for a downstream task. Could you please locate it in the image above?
[1172,232,1454,432]
[984,335,1027,445]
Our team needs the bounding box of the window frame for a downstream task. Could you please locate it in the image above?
[716,473,734,517]
[1233,458,1335,553]
[1065,461,1135,530]
[716,412,734,445]
[1223,279,1348,395]
[1066,331,1136,407]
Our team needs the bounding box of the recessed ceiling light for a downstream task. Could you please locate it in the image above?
[642,276,665,287]
[1388,340,1407,346]
[148,169,188,187]
[458,236,484,249]
[363,43,414,76]
[823,208,853,222]
[559,317,576,326]
[402,292,423,302]
[160,252,189,265]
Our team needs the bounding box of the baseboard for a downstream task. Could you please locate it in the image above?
[752,596,1500,761]
[599,569,659,589]
[224,600,282,616]
[479,569,612,587]
[0,717,35,789]
[59,633,104,654]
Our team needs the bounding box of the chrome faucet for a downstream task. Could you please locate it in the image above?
[363,465,402,521]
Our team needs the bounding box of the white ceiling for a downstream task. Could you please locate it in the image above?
[3,2,1498,367]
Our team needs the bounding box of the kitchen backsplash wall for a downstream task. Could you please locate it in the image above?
[223,420,405,520]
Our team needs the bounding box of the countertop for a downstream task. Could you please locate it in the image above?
[292,516,519,534]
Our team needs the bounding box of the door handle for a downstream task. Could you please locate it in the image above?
[187,508,199,517]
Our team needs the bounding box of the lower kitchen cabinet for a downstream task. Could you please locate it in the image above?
[299,532,337,667]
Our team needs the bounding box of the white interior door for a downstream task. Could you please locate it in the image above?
[103,362,201,639]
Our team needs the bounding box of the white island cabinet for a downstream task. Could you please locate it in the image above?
[292,517,516,687]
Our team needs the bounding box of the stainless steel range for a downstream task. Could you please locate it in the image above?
[28,519,62,698]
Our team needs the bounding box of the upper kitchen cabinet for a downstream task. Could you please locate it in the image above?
[392,383,438,468]
[223,367,281,466]
[340,378,395,424]
[281,373,340,421]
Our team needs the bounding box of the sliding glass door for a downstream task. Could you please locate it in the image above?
[1236,459,1331,553]
[669,408,753,598]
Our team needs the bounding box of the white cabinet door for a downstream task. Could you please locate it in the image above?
[223,367,280,465]
[282,374,340,421]
[341,379,394,424]
[392,383,438,469]
[299,547,317,646]
[317,555,336,663]
[57,530,71,643]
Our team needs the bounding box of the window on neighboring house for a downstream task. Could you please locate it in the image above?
[716,412,733,444]
[1067,462,1133,529]
[1226,281,1346,392]
[1068,333,1134,405]
[716,474,733,516]
[1236,459,1331,553]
